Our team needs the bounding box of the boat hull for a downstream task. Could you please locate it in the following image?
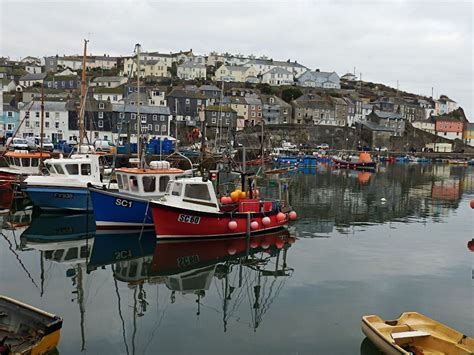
[23,185,92,211]
[89,188,154,229]
[361,320,407,355]
[331,158,376,171]
[151,202,287,239]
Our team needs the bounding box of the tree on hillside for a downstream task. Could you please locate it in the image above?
[281,87,302,102]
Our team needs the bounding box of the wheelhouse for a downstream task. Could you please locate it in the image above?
[4,151,51,172]
[164,177,219,211]
[116,162,185,197]
[43,154,102,181]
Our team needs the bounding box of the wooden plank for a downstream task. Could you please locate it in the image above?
[392,330,430,339]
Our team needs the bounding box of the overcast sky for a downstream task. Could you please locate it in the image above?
[1,0,472,120]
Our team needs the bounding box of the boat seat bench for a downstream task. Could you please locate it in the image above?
[392,330,430,339]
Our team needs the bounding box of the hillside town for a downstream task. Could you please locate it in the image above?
[1,47,473,153]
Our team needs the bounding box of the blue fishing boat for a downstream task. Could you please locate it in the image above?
[89,161,186,229]
[22,153,111,212]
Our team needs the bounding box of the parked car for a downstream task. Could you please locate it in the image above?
[94,139,115,152]
[6,137,29,151]
[26,137,55,152]
[375,146,388,152]
[316,143,329,149]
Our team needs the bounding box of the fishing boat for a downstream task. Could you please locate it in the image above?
[361,312,474,355]
[89,161,186,229]
[447,159,468,166]
[331,152,376,171]
[150,176,297,239]
[0,151,51,181]
[21,153,110,211]
[0,295,63,355]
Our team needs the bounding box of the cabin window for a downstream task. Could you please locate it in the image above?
[171,182,183,196]
[65,164,79,175]
[65,247,78,261]
[54,164,65,174]
[13,157,20,166]
[129,175,139,192]
[31,158,39,167]
[122,174,129,190]
[46,163,56,173]
[117,174,123,189]
[21,158,30,167]
[184,184,211,201]
[159,176,170,192]
[81,164,91,175]
[142,176,156,192]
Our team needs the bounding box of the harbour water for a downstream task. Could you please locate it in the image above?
[0,163,472,354]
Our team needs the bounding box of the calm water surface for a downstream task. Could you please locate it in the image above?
[0,163,473,354]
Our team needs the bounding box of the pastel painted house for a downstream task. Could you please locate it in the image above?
[1,104,19,137]
[463,122,474,147]
[435,95,458,115]
[177,62,207,80]
[434,116,463,140]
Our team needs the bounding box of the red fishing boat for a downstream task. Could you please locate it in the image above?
[150,177,297,239]
[331,152,377,171]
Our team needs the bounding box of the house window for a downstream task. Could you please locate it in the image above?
[251,112,256,117]
[185,99,190,104]
[148,124,152,130]
[55,122,59,129]
[197,100,201,105]
[131,113,136,119]
[155,124,160,131]
[25,112,29,118]
[98,94,103,100]
[160,115,165,121]
[35,121,40,128]
[153,115,157,121]
[25,121,30,128]
[36,112,40,118]
[141,115,146,123]
[119,112,125,119]
[212,112,216,116]
[99,103,105,109]
[212,117,217,124]
[45,122,50,128]
[98,112,104,118]
[226,119,230,125]
[7,111,13,117]
[98,120,104,128]
[55,112,59,118]
[161,124,167,132]
[113,95,118,101]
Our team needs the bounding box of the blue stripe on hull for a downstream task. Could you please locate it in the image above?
[24,186,92,211]
[90,189,153,228]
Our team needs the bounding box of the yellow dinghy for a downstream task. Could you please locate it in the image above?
[0,295,63,355]
[362,312,473,355]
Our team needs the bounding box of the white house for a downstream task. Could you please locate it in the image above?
[19,73,47,87]
[214,65,258,82]
[25,65,42,74]
[177,62,207,80]
[91,76,127,88]
[435,95,458,115]
[18,101,69,142]
[243,59,307,78]
[261,67,294,86]
[93,87,124,104]
[297,70,340,89]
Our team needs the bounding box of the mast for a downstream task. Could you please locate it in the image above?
[134,44,142,168]
[40,83,45,169]
[79,39,89,147]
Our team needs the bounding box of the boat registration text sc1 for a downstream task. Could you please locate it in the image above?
[178,214,201,224]
[115,198,133,208]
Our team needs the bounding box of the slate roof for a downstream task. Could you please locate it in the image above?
[373,110,403,120]
[19,73,47,81]
[167,88,206,99]
[24,101,67,111]
[263,67,293,76]
[3,104,18,112]
[112,104,170,115]
[245,59,307,69]
[199,84,220,91]
[93,76,126,83]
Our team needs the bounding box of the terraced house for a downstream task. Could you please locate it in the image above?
[112,104,171,139]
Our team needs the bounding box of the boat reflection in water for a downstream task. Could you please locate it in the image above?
[20,212,95,351]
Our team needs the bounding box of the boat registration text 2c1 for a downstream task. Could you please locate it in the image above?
[177,214,201,224]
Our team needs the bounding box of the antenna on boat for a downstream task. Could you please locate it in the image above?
[79,39,89,148]
[39,83,45,170]
[134,43,143,169]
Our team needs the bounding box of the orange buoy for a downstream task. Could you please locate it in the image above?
[470,200,474,209]
[250,221,259,230]
[276,212,286,223]
[275,239,285,249]
[230,191,240,202]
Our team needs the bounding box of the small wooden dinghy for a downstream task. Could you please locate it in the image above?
[362,312,474,355]
[0,295,62,355]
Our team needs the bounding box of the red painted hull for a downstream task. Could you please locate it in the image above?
[0,181,14,210]
[150,202,288,239]
[151,229,294,275]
